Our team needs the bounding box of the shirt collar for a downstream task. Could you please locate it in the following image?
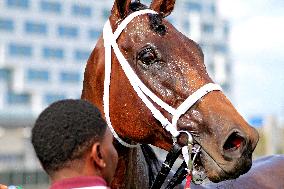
[49,176,108,189]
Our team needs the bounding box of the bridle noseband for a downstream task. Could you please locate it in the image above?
[103,9,222,188]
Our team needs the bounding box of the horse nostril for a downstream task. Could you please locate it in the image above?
[223,132,245,154]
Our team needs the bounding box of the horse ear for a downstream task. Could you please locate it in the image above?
[150,0,176,17]
[111,0,132,20]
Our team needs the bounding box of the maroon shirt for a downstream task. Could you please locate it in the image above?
[49,176,109,189]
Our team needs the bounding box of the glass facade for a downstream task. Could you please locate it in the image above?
[26,69,49,82]
[7,91,30,105]
[42,47,64,59]
[44,93,65,104]
[60,72,81,83]
[58,25,78,38]
[185,2,201,12]
[0,18,14,32]
[0,68,11,81]
[72,4,92,17]
[40,1,61,14]
[8,43,33,57]
[25,21,47,35]
[209,3,216,15]
[202,23,214,33]
[89,29,100,40]
[214,44,228,53]
[74,49,90,61]
[6,0,29,9]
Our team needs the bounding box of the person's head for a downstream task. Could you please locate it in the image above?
[31,99,118,185]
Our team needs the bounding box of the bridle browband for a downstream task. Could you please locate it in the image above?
[103,9,222,188]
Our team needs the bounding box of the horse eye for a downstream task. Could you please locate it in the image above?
[156,25,166,35]
[138,47,157,65]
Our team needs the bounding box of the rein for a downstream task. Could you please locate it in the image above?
[103,9,222,188]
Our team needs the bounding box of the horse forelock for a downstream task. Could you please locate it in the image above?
[129,1,148,12]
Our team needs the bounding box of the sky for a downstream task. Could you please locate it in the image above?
[217,0,284,121]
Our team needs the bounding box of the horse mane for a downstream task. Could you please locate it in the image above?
[141,144,161,187]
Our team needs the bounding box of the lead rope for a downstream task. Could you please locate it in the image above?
[186,145,202,189]
[184,152,192,189]
[181,132,193,189]
[185,175,192,189]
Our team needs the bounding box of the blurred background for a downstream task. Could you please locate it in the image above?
[0,0,283,188]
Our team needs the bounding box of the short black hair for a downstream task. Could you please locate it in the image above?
[31,99,107,175]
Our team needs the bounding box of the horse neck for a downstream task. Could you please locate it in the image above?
[81,37,105,113]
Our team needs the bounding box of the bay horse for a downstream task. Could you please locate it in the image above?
[81,0,259,188]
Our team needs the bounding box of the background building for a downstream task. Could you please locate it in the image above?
[0,0,232,188]
[0,0,231,119]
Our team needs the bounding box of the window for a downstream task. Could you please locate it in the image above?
[40,1,61,14]
[0,18,14,32]
[6,0,29,9]
[7,91,30,105]
[202,23,214,33]
[167,17,174,24]
[183,20,190,32]
[72,4,92,17]
[186,2,201,12]
[74,49,90,61]
[26,69,49,82]
[214,44,228,53]
[9,43,32,57]
[58,25,78,38]
[223,22,229,36]
[0,68,11,81]
[209,4,216,14]
[60,72,81,83]
[103,9,110,18]
[25,21,47,35]
[44,93,65,104]
[89,29,100,40]
[42,47,64,59]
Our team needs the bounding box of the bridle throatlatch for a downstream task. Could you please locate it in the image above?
[103,9,222,188]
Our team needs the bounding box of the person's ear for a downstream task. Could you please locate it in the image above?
[91,143,106,169]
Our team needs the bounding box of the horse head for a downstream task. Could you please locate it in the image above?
[82,0,259,183]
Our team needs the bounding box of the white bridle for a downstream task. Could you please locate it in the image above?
[103,9,222,157]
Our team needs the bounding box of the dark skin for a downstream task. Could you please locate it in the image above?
[50,128,118,186]
[82,0,259,187]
